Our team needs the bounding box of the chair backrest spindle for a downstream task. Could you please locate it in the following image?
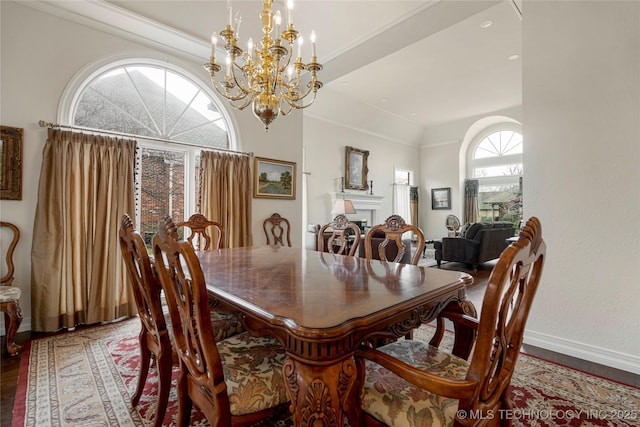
[363,215,425,265]
[263,213,292,247]
[176,213,224,250]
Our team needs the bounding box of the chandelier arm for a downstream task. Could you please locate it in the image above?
[280,102,293,116]
[282,89,318,110]
[229,95,255,111]
[211,80,251,103]
[282,77,316,103]
[277,46,294,74]
[229,61,256,96]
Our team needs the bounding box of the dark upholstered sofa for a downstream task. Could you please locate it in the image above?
[434,221,515,268]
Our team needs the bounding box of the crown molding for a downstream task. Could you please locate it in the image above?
[22,0,209,61]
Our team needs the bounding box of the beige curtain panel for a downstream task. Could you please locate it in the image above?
[31,129,137,331]
[464,179,480,224]
[200,150,252,248]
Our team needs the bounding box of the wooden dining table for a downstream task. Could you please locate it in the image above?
[197,245,476,427]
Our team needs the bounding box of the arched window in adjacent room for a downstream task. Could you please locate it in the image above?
[466,125,523,224]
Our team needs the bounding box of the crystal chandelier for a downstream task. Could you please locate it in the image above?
[204,0,322,131]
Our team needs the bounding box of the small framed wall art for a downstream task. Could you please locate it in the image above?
[431,187,451,210]
[254,157,296,199]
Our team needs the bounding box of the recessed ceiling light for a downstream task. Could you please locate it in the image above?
[508,54,520,61]
[480,20,493,29]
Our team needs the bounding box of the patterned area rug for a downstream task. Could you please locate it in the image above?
[13,317,639,426]
[418,247,437,267]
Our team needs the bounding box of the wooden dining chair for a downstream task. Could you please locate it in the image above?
[317,214,362,256]
[263,213,291,247]
[0,221,23,357]
[119,214,174,427]
[119,215,245,426]
[354,217,546,427]
[176,213,224,251]
[363,215,425,265]
[152,215,290,426]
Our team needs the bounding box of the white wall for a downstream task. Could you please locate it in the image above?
[521,0,640,372]
[303,116,421,249]
[419,2,640,374]
[418,106,523,240]
[419,142,463,241]
[2,0,638,374]
[0,2,302,332]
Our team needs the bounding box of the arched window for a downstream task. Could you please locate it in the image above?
[467,125,523,223]
[69,60,234,243]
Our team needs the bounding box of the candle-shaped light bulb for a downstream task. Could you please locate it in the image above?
[274,10,282,36]
[228,6,233,27]
[235,12,241,37]
[287,0,294,26]
[297,35,303,58]
[247,37,253,60]
[211,32,218,58]
[310,30,316,57]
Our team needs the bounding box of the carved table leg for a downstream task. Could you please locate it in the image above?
[4,301,24,356]
[283,357,358,427]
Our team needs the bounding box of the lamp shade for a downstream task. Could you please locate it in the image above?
[331,199,356,215]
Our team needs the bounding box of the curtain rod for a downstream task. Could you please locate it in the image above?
[38,120,253,157]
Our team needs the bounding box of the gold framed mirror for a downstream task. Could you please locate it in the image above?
[345,146,369,191]
[0,125,23,200]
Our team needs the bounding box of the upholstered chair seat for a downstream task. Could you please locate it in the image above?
[1,221,23,356]
[216,332,289,415]
[360,340,469,427]
[356,217,546,427]
[0,286,21,303]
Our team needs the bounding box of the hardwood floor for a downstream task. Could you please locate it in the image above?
[436,260,640,388]
[2,261,638,426]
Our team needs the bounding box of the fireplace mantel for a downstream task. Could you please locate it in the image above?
[329,192,384,210]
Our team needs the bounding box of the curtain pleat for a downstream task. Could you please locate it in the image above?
[410,186,419,228]
[200,151,252,248]
[31,129,137,331]
[393,184,411,223]
[393,184,412,240]
[463,179,480,224]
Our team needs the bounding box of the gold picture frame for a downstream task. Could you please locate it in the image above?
[345,146,369,191]
[253,157,296,199]
[0,126,23,200]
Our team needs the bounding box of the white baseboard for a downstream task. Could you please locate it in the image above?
[524,330,640,375]
[0,316,31,336]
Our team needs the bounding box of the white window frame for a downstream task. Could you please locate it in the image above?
[466,123,523,221]
[60,56,237,226]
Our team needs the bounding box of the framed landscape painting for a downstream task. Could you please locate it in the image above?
[431,187,451,210]
[254,157,296,199]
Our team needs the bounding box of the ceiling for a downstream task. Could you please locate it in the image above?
[29,0,522,145]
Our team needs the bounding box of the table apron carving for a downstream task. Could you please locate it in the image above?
[198,247,474,427]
